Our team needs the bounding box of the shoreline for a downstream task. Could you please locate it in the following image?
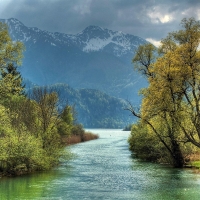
[0,132,99,178]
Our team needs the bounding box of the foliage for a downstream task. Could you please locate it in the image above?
[128,121,196,165]
[0,22,24,69]
[0,22,77,175]
[128,122,166,162]
[0,63,25,96]
[123,124,132,131]
[0,23,24,103]
[0,89,73,175]
[0,132,46,174]
[58,105,74,136]
[0,79,96,175]
[71,124,85,141]
[129,18,200,167]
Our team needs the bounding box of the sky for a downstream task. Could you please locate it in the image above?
[0,0,200,46]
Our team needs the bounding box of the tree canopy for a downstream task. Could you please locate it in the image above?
[0,22,24,69]
[0,22,77,175]
[128,18,200,167]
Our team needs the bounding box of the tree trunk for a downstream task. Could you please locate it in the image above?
[171,140,184,168]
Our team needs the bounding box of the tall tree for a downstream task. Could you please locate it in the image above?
[0,22,24,100]
[129,18,200,167]
[31,87,59,135]
[0,63,25,96]
[0,22,24,69]
[171,18,200,148]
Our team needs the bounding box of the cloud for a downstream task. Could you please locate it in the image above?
[0,0,13,17]
[147,6,174,24]
[146,38,161,47]
[73,0,92,15]
[0,0,200,40]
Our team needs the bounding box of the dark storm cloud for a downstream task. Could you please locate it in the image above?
[0,0,200,43]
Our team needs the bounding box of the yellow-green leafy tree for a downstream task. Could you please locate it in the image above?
[0,22,71,175]
[129,18,200,167]
[0,22,24,71]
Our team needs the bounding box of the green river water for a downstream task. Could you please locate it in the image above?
[0,129,200,200]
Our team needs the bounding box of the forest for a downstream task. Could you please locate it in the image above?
[0,22,98,176]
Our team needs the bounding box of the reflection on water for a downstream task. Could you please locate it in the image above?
[0,129,200,200]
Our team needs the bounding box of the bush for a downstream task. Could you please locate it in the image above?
[123,124,132,131]
[0,132,47,175]
[82,132,99,141]
[71,124,85,140]
[128,122,168,162]
[62,125,99,145]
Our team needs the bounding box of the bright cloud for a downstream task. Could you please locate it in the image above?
[0,0,12,14]
[148,6,173,24]
[0,0,200,41]
[146,38,161,47]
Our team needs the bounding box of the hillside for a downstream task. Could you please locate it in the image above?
[28,83,134,128]
[1,18,147,103]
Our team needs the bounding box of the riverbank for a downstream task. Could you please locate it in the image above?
[184,153,200,170]
[2,129,199,199]
[2,129,200,199]
[61,131,99,145]
[0,131,99,178]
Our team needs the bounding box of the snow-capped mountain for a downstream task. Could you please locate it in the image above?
[76,25,146,57]
[2,18,146,57]
[0,18,148,101]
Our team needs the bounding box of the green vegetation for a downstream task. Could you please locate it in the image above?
[128,18,200,168]
[62,124,99,145]
[191,161,200,168]
[0,22,97,176]
[123,124,132,131]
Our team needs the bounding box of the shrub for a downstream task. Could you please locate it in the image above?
[128,122,167,162]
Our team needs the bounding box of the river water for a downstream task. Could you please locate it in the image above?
[1,129,200,200]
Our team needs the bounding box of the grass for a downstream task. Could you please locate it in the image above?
[191,161,200,168]
[184,152,200,169]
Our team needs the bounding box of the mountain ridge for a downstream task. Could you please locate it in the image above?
[1,18,147,102]
[27,83,134,128]
[2,18,146,57]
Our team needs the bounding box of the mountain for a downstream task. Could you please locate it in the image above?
[1,18,147,103]
[28,83,134,128]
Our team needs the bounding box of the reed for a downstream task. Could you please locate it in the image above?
[62,132,99,145]
[82,132,99,142]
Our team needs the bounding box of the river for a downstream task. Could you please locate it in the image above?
[1,129,200,200]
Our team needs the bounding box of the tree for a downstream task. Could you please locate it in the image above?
[0,22,24,70]
[171,18,200,148]
[0,22,72,175]
[1,63,25,96]
[0,22,24,103]
[57,105,74,136]
[128,121,165,162]
[31,87,59,134]
[129,18,200,167]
